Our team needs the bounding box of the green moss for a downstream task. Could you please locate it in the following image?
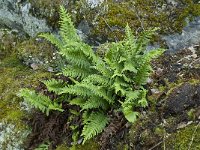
[0,54,51,126]
[56,144,69,150]
[87,0,200,42]
[29,0,78,29]
[187,109,196,120]
[116,143,128,150]
[154,126,166,136]
[16,37,62,70]
[75,140,100,150]
[0,29,25,59]
[29,0,62,29]
[165,124,200,149]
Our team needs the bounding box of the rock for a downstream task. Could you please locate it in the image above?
[86,0,104,8]
[163,17,200,51]
[30,63,39,70]
[0,0,51,37]
[162,83,200,117]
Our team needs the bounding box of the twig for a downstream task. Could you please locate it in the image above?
[149,141,163,150]
[188,122,200,150]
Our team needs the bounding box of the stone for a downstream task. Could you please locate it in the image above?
[0,0,51,37]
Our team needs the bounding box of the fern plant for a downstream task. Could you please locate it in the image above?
[19,6,164,144]
[19,88,63,116]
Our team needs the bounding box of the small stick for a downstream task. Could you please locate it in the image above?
[188,122,200,150]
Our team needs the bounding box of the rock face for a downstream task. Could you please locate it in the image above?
[163,17,200,51]
[0,0,50,37]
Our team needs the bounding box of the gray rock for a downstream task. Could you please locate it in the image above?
[0,0,51,37]
[163,17,200,51]
[86,0,104,8]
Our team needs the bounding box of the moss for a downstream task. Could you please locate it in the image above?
[0,29,25,59]
[187,109,196,120]
[86,0,200,43]
[16,37,62,71]
[29,0,62,29]
[164,124,200,149]
[154,126,166,136]
[0,54,51,148]
[0,54,51,127]
[116,143,129,150]
[56,144,69,150]
[75,140,100,150]
[29,0,77,29]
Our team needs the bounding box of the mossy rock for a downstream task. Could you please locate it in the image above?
[164,123,200,150]
[29,0,77,29]
[78,0,200,43]
[16,37,63,71]
[0,54,52,148]
[0,55,51,123]
[0,29,26,59]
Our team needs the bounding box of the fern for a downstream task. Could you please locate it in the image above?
[59,6,80,42]
[19,6,164,144]
[19,89,63,116]
[42,79,65,94]
[81,112,109,144]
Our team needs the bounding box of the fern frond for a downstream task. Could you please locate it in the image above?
[62,65,91,79]
[125,24,135,43]
[42,79,65,94]
[138,88,148,107]
[78,84,114,104]
[81,96,109,110]
[60,50,92,68]
[70,97,86,107]
[134,62,152,85]
[135,28,159,55]
[123,109,139,123]
[81,112,109,144]
[92,60,113,77]
[19,89,63,116]
[60,85,91,97]
[59,6,80,42]
[39,33,63,50]
[121,90,141,122]
[82,74,110,86]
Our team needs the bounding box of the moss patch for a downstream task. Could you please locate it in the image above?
[76,140,100,150]
[165,123,200,149]
[0,54,51,128]
[16,37,61,71]
[77,0,200,43]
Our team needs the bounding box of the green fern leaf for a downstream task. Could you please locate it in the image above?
[70,97,86,107]
[19,89,63,116]
[42,79,65,94]
[81,96,109,110]
[39,33,63,50]
[81,112,109,144]
[59,6,80,42]
[124,110,139,123]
